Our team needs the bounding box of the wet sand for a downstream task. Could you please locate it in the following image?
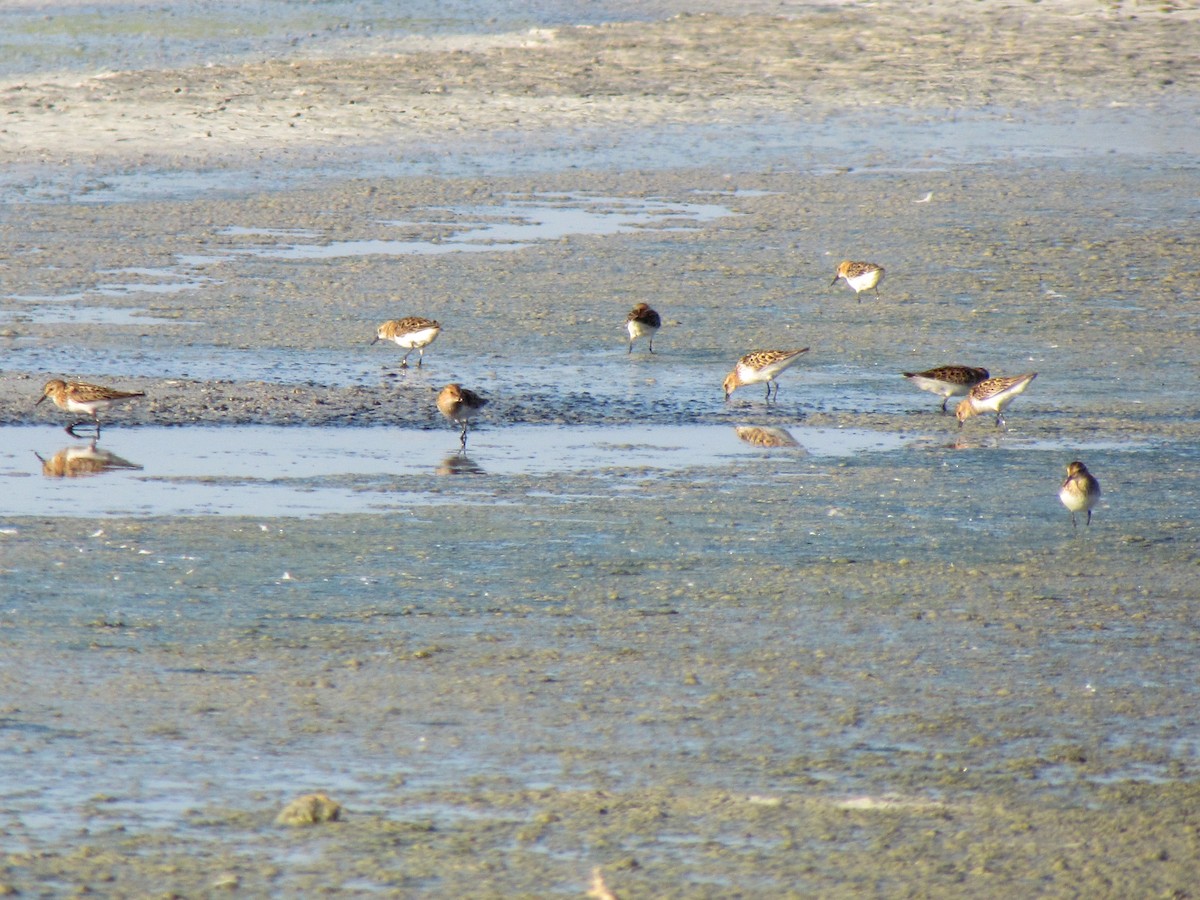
[2,1,1200,896]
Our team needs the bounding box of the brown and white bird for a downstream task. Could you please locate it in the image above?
[831,260,885,300]
[1059,461,1101,528]
[903,365,990,413]
[372,317,441,367]
[437,383,488,448]
[723,348,810,402]
[35,379,146,437]
[624,303,662,353]
[955,373,1037,429]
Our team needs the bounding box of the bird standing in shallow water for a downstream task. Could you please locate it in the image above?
[1059,461,1101,528]
[437,383,488,449]
[624,303,661,353]
[831,260,885,300]
[36,379,146,438]
[955,373,1037,429]
[372,317,441,368]
[902,365,990,413]
[723,348,810,403]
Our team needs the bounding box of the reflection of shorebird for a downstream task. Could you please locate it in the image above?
[372,317,441,368]
[955,373,1037,429]
[723,348,809,402]
[436,453,485,476]
[831,260,884,300]
[36,442,142,478]
[1059,460,1101,528]
[902,365,990,413]
[588,867,619,900]
[734,425,801,448]
[437,383,488,449]
[36,379,146,437]
[624,303,661,353]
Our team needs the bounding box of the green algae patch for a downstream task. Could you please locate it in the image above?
[275,793,343,827]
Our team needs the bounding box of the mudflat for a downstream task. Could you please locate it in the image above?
[1,2,1199,896]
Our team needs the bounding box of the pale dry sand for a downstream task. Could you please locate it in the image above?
[1,2,1195,174]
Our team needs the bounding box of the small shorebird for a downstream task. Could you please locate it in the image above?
[36,379,146,437]
[902,365,990,413]
[723,348,809,402]
[955,373,1037,428]
[437,383,488,449]
[624,303,661,353]
[372,317,441,367]
[831,260,885,300]
[1059,460,1101,528]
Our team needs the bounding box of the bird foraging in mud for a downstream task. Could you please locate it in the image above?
[624,302,661,353]
[372,317,441,367]
[437,383,488,449]
[723,348,810,403]
[1059,460,1101,528]
[831,260,885,300]
[902,365,990,413]
[36,378,146,438]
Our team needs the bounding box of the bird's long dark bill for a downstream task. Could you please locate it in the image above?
[34,394,47,407]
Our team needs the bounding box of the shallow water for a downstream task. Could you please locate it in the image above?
[1,420,1166,520]
[0,423,895,516]
[0,0,698,80]
[3,419,1198,879]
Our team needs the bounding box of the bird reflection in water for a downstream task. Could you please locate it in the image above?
[436,453,485,476]
[734,425,804,450]
[36,442,143,478]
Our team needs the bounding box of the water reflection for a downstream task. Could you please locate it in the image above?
[0,424,940,518]
[734,425,804,451]
[436,453,485,476]
[36,442,143,478]
[225,193,732,260]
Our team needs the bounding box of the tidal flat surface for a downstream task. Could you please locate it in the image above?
[2,1,1200,896]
